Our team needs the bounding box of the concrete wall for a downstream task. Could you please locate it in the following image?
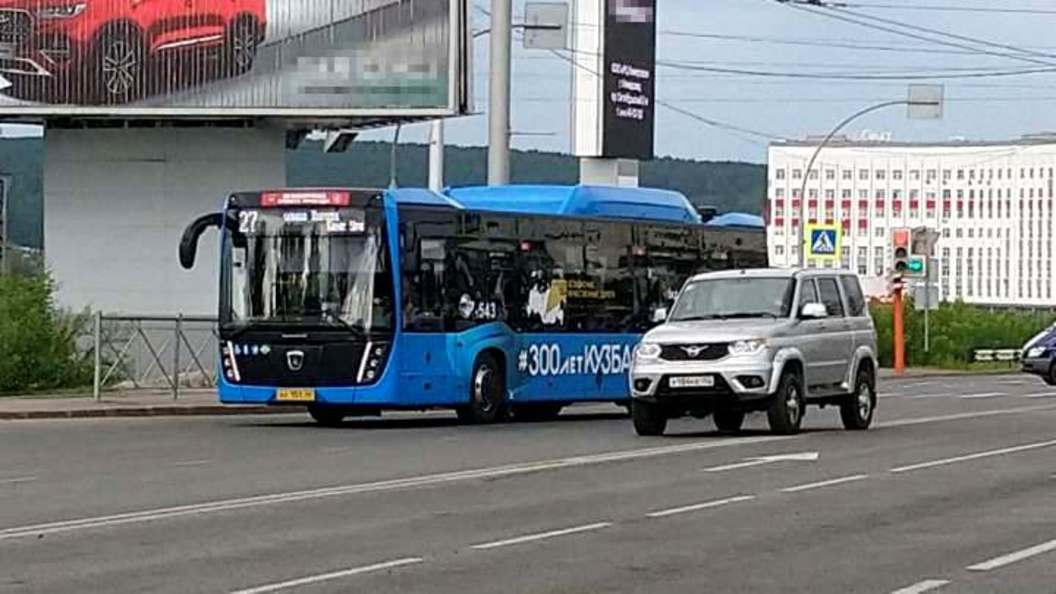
[44,126,286,315]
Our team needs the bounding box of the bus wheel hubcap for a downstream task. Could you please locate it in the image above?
[475,366,495,413]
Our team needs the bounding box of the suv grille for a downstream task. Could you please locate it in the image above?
[0,11,31,44]
[660,343,729,361]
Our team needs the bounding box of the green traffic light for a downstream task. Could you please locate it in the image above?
[908,258,925,274]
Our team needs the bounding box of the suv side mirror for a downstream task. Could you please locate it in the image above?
[800,302,828,320]
[652,308,668,323]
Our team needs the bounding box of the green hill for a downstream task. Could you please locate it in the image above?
[1,138,766,250]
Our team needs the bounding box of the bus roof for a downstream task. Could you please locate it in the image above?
[388,185,703,225]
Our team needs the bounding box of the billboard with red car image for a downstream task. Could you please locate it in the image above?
[0,0,469,117]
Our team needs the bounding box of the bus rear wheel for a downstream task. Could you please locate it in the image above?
[308,404,346,427]
[457,354,508,424]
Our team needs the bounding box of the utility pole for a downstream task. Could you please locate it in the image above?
[487,0,512,185]
[428,120,445,192]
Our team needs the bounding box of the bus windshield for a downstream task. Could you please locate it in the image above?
[222,207,394,334]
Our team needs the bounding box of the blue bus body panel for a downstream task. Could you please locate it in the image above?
[437,185,702,224]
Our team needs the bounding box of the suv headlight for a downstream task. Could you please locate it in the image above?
[729,339,767,356]
[1027,346,1046,358]
[37,3,87,19]
[635,343,662,360]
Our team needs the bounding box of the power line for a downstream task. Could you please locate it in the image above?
[656,60,1056,81]
[786,3,1056,69]
[834,6,1056,63]
[837,3,1056,15]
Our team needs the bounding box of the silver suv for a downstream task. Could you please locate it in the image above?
[629,269,878,436]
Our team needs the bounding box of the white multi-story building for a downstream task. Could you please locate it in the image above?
[767,134,1056,305]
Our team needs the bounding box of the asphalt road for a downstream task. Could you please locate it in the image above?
[2,373,1055,594]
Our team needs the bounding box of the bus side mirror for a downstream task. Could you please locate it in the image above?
[179,213,223,269]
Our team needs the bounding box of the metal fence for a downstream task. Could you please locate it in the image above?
[88,314,219,400]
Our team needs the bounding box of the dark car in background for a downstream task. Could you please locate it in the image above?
[1021,323,1056,384]
[0,0,266,105]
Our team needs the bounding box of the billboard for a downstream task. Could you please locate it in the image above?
[0,0,470,119]
[572,0,655,160]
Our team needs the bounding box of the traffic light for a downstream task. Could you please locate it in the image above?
[892,228,910,274]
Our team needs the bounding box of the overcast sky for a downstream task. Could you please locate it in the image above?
[9,0,1056,164]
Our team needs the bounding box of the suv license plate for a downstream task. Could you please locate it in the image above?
[669,376,715,389]
[276,388,315,402]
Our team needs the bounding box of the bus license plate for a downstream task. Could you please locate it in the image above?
[276,388,315,402]
[669,376,715,389]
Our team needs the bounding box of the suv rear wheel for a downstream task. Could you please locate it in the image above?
[631,400,667,436]
[840,366,876,430]
[767,370,805,435]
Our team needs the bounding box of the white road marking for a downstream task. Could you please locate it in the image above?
[703,451,819,473]
[1022,392,1056,399]
[889,579,951,594]
[890,439,1056,473]
[958,392,1005,399]
[780,474,869,493]
[229,557,424,594]
[908,393,955,400]
[646,495,756,518]
[470,522,612,550]
[967,538,1056,572]
[0,435,791,541]
[172,460,211,467]
[878,403,1056,428]
[0,476,37,485]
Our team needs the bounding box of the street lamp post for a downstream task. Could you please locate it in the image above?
[796,84,943,268]
[797,100,908,268]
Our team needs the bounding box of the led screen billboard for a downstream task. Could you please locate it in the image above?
[0,0,470,118]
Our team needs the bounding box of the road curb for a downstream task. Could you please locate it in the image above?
[880,369,1021,381]
[0,405,293,420]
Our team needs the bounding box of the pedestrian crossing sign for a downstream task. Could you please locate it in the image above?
[805,224,842,261]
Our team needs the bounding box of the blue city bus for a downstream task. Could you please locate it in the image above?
[179,185,768,425]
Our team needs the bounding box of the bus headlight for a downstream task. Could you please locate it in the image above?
[635,343,661,360]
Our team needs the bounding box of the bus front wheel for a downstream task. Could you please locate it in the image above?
[457,354,508,424]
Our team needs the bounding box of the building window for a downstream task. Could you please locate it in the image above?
[877,170,887,180]
[842,189,852,199]
[875,227,885,238]
[793,169,802,180]
[809,189,818,200]
[909,189,920,200]
[893,170,904,181]
[957,169,965,180]
[775,245,785,256]
[825,189,836,200]
[826,169,836,180]
[775,188,785,198]
[859,189,869,200]
[775,169,786,180]
[910,170,921,181]
[859,169,869,180]
[809,170,819,180]
[842,169,853,181]
[927,169,938,181]
[858,262,868,276]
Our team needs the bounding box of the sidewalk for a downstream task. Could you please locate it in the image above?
[0,389,286,420]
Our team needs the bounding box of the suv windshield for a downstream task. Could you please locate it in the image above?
[221,207,394,334]
[668,277,795,321]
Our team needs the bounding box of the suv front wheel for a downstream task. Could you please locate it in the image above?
[767,370,805,435]
[632,400,668,436]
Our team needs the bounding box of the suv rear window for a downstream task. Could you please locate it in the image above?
[840,276,867,317]
[817,277,845,317]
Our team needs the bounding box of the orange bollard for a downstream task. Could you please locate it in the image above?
[893,284,905,375]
